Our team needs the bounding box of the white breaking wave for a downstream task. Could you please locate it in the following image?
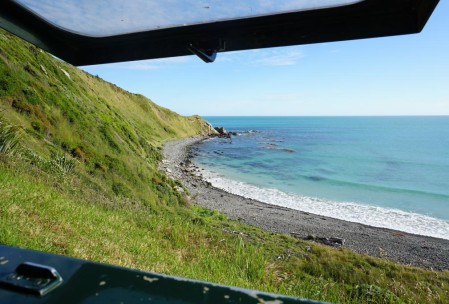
[199,168,449,240]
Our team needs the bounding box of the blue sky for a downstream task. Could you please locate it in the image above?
[80,1,449,116]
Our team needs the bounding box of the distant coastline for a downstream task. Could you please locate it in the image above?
[162,136,449,271]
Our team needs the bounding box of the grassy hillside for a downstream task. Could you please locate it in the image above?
[1,29,449,304]
[0,29,212,207]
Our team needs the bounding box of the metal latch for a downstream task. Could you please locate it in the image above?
[0,262,63,296]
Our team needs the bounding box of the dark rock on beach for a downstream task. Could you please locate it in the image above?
[292,233,345,247]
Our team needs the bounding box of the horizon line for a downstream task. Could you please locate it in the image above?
[199,114,449,117]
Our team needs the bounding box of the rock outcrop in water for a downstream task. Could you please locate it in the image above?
[213,126,235,138]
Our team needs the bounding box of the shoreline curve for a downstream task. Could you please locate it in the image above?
[161,136,449,271]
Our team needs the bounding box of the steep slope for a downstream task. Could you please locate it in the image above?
[0,29,211,206]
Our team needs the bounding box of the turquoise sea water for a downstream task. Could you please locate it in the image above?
[194,116,449,239]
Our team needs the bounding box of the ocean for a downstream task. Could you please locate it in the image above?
[194,116,449,240]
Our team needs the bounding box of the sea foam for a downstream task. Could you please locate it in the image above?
[200,168,449,240]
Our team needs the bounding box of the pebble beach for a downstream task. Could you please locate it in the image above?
[161,137,449,271]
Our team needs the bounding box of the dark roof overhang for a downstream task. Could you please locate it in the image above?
[0,0,440,65]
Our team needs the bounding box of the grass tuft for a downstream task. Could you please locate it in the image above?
[0,117,22,155]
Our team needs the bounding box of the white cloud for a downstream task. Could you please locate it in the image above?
[215,47,305,66]
[253,49,304,66]
[84,56,192,71]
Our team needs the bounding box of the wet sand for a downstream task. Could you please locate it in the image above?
[161,137,449,271]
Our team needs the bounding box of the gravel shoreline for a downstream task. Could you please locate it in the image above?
[161,136,449,271]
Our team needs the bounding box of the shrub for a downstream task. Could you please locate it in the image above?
[47,153,76,176]
[112,181,130,197]
[0,119,22,155]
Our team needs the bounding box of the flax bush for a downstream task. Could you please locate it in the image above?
[0,118,22,155]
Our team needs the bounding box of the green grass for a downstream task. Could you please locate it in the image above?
[1,29,449,303]
[0,29,210,207]
[2,159,448,303]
